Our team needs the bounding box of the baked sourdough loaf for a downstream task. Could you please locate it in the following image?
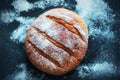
[26,8,88,75]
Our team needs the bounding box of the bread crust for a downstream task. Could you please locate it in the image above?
[25,8,88,75]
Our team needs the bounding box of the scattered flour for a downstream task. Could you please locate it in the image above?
[12,64,28,80]
[12,0,66,12]
[0,10,18,24]
[75,0,115,40]
[12,0,33,12]
[77,62,116,78]
[8,63,44,80]
[10,17,35,43]
[10,63,115,79]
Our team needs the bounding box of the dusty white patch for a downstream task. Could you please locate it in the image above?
[10,17,35,43]
[12,0,32,12]
[77,62,116,78]
[13,64,28,80]
[0,10,18,23]
[7,63,45,80]
[12,0,66,12]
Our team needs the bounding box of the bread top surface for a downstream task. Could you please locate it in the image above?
[26,8,88,75]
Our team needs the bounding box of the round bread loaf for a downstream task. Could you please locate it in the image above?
[25,8,88,75]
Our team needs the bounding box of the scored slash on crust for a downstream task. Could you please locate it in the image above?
[32,26,75,57]
[27,40,62,67]
[46,15,85,42]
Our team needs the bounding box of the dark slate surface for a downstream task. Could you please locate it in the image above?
[0,0,119,80]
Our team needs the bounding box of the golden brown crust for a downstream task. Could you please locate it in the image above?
[25,8,88,75]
